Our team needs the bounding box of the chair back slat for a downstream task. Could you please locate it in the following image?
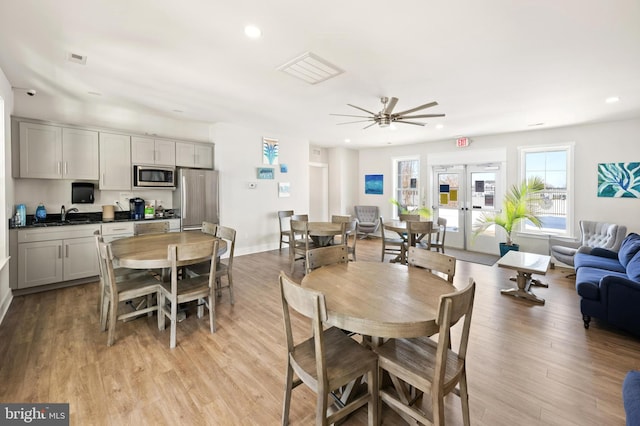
[407,246,456,282]
[306,245,348,274]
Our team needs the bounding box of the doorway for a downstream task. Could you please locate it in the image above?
[433,163,504,254]
[309,162,328,221]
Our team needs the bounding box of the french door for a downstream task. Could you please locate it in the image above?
[433,163,504,254]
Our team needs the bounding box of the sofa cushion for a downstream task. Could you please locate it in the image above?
[618,233,640,268]
[576,267,629,300]
[624,371,640,426]
[574,252,627,273]
[627,250,640,282]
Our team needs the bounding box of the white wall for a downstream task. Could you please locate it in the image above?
[211,122,309,255]
[0,66,14,322]
[358,118,640,253]
[327,147,359,217]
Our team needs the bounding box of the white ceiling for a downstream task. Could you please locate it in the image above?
[1,0,640,148]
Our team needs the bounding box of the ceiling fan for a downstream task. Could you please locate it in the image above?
[331,96,445,129]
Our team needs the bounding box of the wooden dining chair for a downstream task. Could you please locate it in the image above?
[97,241,161,346]
[94,231,151,332]
[158,239,219,349]
[430,217,448,253]
[278,210,294,251]
[407,246,457,283]
[399,213,420,222]
[289,220,314,274]
[305,245,348,275]
[133,221,169,235]
[374,278,476,426]
[202,220,218,236]
[279,272,378,426]
[407,220,434,250]
[331,215,357,260]
[380,217,406,263]
[291,214,309,221]
[214,225,236,304]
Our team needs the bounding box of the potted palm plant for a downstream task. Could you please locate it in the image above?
[472,177,545,256]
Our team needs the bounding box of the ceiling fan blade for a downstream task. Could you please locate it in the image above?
[330,113,373,118]
[363,121,378,129]
[398,113,446,119]
[347,103,377,115]
[337,119,375,125]
[383,97,398,114]
[394,101,438,116]
[396,120,426,126]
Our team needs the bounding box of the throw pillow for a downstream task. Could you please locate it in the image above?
[618,233,640,268]
[627,250,640,282]
[623,370,640,426]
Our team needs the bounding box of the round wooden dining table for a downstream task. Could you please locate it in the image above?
[301,261,456,339]
[307,221,344,247]
[111,231,227,269]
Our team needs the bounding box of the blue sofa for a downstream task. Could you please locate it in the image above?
[574,233,640,335]
[624,371,640,426]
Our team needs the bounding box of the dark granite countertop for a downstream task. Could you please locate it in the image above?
[10,211,179,229]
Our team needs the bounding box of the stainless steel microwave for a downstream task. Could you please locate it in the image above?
[133,165,176,188]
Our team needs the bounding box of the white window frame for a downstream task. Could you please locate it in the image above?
[392,156,421,219]
[518,143,575,237]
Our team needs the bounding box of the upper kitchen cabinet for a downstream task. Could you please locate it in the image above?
[131,136,175,166]
[100,132,132,190]
[175,141,214,169]
[18,122,99,180]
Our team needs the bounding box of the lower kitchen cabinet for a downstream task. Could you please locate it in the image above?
[14,225,101,289]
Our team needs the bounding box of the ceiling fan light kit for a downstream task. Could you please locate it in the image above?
[331,96,445,129]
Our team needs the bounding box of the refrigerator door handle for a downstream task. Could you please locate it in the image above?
[181,175,187,222]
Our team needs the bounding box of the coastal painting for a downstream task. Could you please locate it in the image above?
[597,162,640,198]
[364,174,383,195]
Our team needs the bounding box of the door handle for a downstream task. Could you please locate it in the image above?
[65,244,69,258]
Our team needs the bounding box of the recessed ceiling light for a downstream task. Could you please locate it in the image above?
[528,122,545,127]
[435,124,444,130]
[344,139,351,143]
[605,96,620,104]
[172,109,184,113]
[87,91,102,96]
[244,25,262,39]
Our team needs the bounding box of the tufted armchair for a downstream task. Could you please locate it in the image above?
[354,205,380,239]
[550,220,627,268]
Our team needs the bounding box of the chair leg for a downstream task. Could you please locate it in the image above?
[100,294,110,332]
[227,272,235,305]
[432,389,445,426]
[170,301,178,349]
[459,371,471,426]
[583,314,591,329]
[282,364,294,426]
[208,292,216,333]
[107,296,118,346]
[317,391,329,426]
[367,366,379,426]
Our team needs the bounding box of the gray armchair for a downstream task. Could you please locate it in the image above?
[354,205,380,239]
[550,220,627,268]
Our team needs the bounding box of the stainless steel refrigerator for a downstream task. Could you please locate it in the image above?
[173,168,219,231]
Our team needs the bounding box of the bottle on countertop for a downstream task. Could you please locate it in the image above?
[35,203,47,222]
[16,204,26,227]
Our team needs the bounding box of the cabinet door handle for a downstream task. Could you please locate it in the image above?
[57,162,61,175]
[64,162,68,175]
[58,245,62,259]
[65,244,69,258]
[102,173,105,186]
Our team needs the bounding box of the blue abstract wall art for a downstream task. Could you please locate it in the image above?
[262,137,279,165]
[365,174,384,195]
[598,162,640,198]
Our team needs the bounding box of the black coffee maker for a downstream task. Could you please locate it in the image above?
[129,197,145,220]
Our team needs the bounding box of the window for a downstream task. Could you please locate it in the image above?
[519,144,574,236]
[393,157,420,218]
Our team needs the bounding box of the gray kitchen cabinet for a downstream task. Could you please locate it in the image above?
[99,132,132,190]
[131,136,175,166]
[19,122,99,179]
[101,222,134,243]
[175,141,213,169]
[15,225,100,289]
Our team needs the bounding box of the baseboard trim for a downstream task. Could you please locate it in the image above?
[0,290,13,326]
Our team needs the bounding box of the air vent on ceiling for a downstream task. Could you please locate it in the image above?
[66,52,87,65]
[278,52,343,85]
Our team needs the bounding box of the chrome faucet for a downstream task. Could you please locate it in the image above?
[61,205,79,221]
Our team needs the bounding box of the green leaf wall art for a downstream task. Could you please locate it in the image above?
[597,162,640,198]
[262,137,279,165]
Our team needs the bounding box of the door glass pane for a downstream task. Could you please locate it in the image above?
[437,173,460,231]
[470,171,496,237]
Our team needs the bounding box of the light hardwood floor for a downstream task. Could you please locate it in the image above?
[1,238,638,425]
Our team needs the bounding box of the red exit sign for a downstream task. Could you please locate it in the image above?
[456,137,470,147]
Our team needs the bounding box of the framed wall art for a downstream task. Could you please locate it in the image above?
[262,137,279,165]
[597,162,640,198]
[257,167,275,180]
[278,182,290,197]
[364,174,383,195]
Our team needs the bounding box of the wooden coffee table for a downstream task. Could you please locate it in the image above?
[497,250,550,305]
